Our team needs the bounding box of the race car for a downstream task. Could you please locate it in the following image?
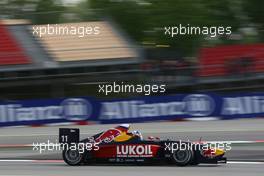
[59,124,227,166]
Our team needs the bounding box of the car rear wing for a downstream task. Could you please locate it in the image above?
[59,128,80,144]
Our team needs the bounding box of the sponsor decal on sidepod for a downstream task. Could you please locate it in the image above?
[117,145,153,157]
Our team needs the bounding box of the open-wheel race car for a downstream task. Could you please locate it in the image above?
[59,124,227,166]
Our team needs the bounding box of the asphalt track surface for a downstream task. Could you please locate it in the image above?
[0,119,263,175]
[0,160,263,176]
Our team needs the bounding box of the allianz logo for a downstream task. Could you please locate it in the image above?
[61,98,91,120]
[100,94,215,120]
[0,98,91,122]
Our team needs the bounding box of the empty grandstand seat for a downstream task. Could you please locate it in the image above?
[198,44,264,77]
[0,22,31,66]
[33,21,138,62]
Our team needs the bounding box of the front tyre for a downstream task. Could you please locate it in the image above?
[63,149,83,166]
[172,149,194,166]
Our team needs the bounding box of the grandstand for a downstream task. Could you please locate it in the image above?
[34,22,138,63]
[0,21,31,66]
[0,19,56,72]
[0,19,142,99]
[198,44,264,77]
[144,44,264,93]
[0,18,264,99]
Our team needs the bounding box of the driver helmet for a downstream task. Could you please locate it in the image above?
[117,124,130,132]
[132,130,143,140]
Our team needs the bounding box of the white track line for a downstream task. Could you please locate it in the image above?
[0,159,63,163]
[0,160,34,162]
[197,140,264,144]
[227,161,264,165]
[0,159,263,165]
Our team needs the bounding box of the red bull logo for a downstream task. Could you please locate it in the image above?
[95,129,121,143]
[202,148,216,158]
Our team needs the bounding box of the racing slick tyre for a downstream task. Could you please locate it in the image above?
[63,148,83,166]
[171,148,194,166]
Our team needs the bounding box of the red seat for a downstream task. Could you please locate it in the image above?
[0,23,31,66]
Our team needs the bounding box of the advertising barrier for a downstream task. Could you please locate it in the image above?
[0,93,263,127]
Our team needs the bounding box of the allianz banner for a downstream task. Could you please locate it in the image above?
[0,93,263,126]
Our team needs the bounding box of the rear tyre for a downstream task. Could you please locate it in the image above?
[63,149,83,166]
[172,149,193,166]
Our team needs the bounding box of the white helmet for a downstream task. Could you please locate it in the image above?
[132,130,143,140]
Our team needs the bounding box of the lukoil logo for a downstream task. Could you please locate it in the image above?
[61,98,92,121]
[117,145,153,157]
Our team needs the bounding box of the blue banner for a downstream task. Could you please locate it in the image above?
[0,93,263,126]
